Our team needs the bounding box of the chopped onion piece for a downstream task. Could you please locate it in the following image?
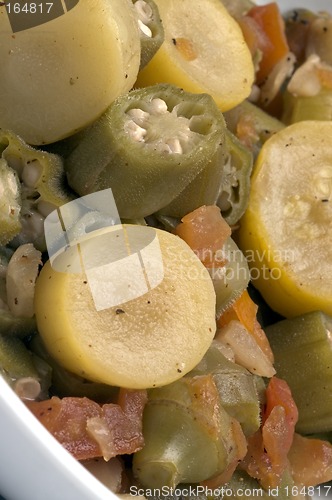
[215,320,276,377]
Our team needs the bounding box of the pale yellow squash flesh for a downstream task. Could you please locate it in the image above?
[237,121,332,318]
[136,0,254,111]
[34,227,216,389]
[0,0,140,145]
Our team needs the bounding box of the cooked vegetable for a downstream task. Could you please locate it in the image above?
[242,2,290,84]
[0,0,141,145]
[174,206,250,315]
[30,335,118,403]
[288,433,332,487]
[136,0,254,111]
[237,121,332,318]
[132,0,164,69]
[65,84,228,219]
[6,244,41,319]
[224,99,285,153]
[191,342,263,436]
[27,389,147,461]
[210,237,250,318]
[217,130,253,225]
[0,130,72,249]
[133,374,246,488]
[174,205,231,266]
[156,129,253,225]
[240,377,298,489]
[0,160,21,245]
[0,333,51,400]
[283,89,332,123]
[215,320,275,378]
[306,13,332,65]
[218,290,274,363]
[265,311,332,434]
[34,225,216,389]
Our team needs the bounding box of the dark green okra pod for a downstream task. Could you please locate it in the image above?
[0,129,72,249]
[265,311,332,434]
[132,0,164,69]
[133,374,238,488]
[65,84,227,219]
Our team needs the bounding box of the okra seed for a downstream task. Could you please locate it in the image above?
[138,19,152,38]
[134,0,153,26]
[22,161,43,188]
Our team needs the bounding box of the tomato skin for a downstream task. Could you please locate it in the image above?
[27,389,147,461]
[240,377,299,489]
[240,2,290,84]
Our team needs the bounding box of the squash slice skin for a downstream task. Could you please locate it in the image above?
[34,227,216,389]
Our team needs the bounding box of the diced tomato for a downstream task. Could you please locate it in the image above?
[240,377,298,489]
[288,433,332,487]
[27,389,147,461]
[218,290,274,363]
[243,3,290,84]
[175,205,231,267]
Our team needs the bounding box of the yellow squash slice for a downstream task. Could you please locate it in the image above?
[238,121,332,318]
[0,0,140,145]
[136,0,254,111]
[34,226,216,389]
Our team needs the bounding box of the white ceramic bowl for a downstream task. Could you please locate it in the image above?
[1,1,332,499]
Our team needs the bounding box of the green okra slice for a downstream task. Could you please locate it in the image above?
[0,130,72,249]
[156,130,252,226]
[283,89,332,123]
[191,342,262,436]
[133,375,236,488]
[132,0,165,70]
[265,311,332,434]
[65,84,227,219]
[156,141,227,220]
[217,130,253,225]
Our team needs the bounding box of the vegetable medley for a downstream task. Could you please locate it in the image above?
[0,0,332,498]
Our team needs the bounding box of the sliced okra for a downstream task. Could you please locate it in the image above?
[0,334,37,382]
[266,311,332,434]
[156,141,228,219]
[191,341,263,436]
[0,130,72,249]
[216,130,253,225]
[133,374,237,488]
[156,129,252,225]
[132,0,165,69]
[65,84,227,219]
